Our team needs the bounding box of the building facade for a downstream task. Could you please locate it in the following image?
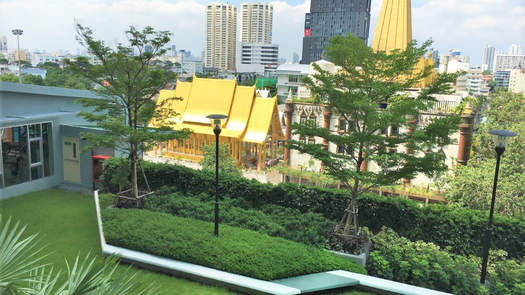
[482,45,495,72]
[0,82,117,199]
[508,44,522,56]
[494,70,511,90]
[240,2,273,44]
[509,69,525,93]
[0,35,7,52]
[181,56,204,75]
[275,64,311,103]
[236,42,278,76]
[301,0,372,64]
[205,2,237,71]
[493,54,525,71]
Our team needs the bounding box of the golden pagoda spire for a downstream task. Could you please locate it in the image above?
[372,0,412,52]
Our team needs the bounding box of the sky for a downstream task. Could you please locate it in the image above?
[0,0,524,66]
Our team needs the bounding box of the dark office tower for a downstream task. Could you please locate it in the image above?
[301,0,371,64]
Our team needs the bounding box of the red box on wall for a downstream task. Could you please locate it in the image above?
[92,155,111,184]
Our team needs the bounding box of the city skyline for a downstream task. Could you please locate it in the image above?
[0,0,524,65]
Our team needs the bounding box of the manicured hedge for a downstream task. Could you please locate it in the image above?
[101,208,366,281]
[101,157,525,259]
[368,227,525,295]
[144,189,335,247]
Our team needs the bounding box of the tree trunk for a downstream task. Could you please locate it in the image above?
[130,150,138,199]
[342,195,358,236]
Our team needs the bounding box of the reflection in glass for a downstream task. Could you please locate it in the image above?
[31,166,43,180]
[2,126,29,187]
[29,124,41,139]
[42,123,54,177]
[30,140,41,164]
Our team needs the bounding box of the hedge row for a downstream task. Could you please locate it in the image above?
[368,227,525,295]
[101,157,525,259]
[144,189,335,247]
[101,208,366,281]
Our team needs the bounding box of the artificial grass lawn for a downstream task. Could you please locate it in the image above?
[0,189,234,295]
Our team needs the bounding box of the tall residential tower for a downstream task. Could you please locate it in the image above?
[482,45,495,72]
[240,3,273,44]
[301,0,371,64]
[205,3,237,71]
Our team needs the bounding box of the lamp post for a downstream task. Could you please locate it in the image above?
[206,114,229,236]
[480,129,517,284]
[12,29,23,84]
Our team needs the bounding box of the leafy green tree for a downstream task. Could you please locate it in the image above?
[442,91,525,216]
[0,58,8,65]
[0,73,45,86]
[0,73,19,83]
[65,24,191,199]
[482,70,492,75]
[22,74,45,85]
[201,143,241,177]
[163,60,173,71]
[37,62,60,68]
[20,60,32,68]
[287,34,462,235]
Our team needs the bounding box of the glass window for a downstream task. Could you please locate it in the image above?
[42,123,53,177]
[30,140,41,164]
[29,124,41,139]
[1,123,54,188]
[2,125,29,187]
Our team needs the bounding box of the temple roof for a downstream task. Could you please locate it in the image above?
[371,0,412,53]
[151,77,283,144]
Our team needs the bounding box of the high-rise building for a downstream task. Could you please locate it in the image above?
[482,45,495,72]
[240,3,273,44]
[205,2,237,71]
[0,35,7,51]
[293,52,299,64]
[171,45,177,56]
[508,44,522,55]
[301,0,371,64]
[494,54,525,71]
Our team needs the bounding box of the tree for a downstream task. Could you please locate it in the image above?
[0,58,8,65]
[0,73,45,86]
[287,34,462,236]
[22,74,45,85]
[201,143,242,177]
[66,23,191,199]
[442,91,525,216]
[482,70,492,75]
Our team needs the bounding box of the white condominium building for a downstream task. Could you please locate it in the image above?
[240,2,273,44]
[205,2,237,71]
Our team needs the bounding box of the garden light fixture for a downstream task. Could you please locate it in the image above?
[206,114,229,236]
[480,129,517,284]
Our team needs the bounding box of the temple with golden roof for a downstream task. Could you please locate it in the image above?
[149,77,284,171]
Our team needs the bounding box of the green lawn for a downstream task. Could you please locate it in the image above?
[0,189,233,295]
[0,189,375,295]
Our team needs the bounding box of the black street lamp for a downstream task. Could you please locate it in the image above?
[206,114,229,236]
[480,129,517,284]
[11,29,23,84]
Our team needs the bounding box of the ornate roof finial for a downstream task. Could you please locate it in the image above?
[463,101,473,115]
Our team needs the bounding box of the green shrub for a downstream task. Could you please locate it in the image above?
[101,208,366,281]
[101,158,525,259]
[144,191,335,247]
[368,227,525,295]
